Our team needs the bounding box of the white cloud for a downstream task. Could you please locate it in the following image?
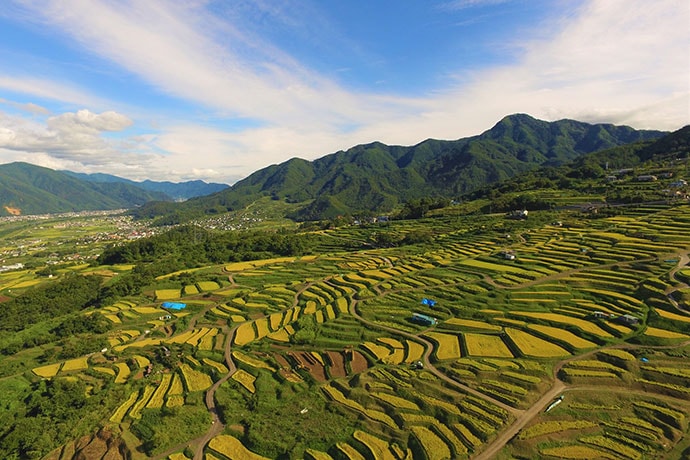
[0,75,104,108]
[0,0,687,184]
[0,109,132,153]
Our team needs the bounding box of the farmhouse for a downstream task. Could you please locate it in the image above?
[411,313,437,326]
[591,311,609,319]
[507,209,528,220]
[617,314,639,326]
[636,175,657,182]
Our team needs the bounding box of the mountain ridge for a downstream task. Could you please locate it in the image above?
[61,171,228,200]
[132,114,666,222]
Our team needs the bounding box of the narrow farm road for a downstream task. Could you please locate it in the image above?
[473,380,566,460]
[474,338,690,458]
[666,250,689,313]
[192,324,239,460]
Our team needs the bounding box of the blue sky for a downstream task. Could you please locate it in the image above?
[0,0,687,184]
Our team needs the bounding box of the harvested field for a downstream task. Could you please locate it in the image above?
[325,350,347,378]
[348,350,369,373]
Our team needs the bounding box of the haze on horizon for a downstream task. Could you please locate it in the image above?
[0,0,687,185]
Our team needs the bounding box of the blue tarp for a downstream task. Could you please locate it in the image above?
[162,302,187,310]
[421,298,437,307]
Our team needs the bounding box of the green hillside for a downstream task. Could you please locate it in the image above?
[132,114,665,223]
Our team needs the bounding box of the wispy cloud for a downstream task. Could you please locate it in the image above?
[1,0,687,183]
[0,98,50,115]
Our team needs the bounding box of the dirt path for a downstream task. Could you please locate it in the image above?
[665,250,689,313]
[473,339,690,458]
[192,324,239,460]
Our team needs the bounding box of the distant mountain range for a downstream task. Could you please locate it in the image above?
[132,114,667,222]
[0,163,228,216]
[0,114,674,219]
[61,171,228,201]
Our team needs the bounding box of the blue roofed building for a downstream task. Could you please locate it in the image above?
[411,313,437,326]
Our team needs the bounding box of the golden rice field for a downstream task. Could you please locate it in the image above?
[505,328,570,357]
[655,308,690,323]
[527,324,597,349]
[519,420,598,439]
[32,362,62,378]
[463,333,513,358]
[179,363,213,392]
[444,317,502,331]
[362,341,392,361]
[197,281,221,291]
[382,348,405,365]
[132,306,164,315]
[371,392,420,410]
[8,279,42,288]
[198,330,218,351]
[644,327,689,339]
[425,332,462,360]
[352,430,396,460]
[335,297,350,314]
[128,386,155,419]
[61,357,89,372]
[268,328,291,342]
[231,369,257,393]
[183,284,199,295]
[410,425,451,460]
[459,258,531,274]
[336,442,367,460]
[539,445,615,459]
[109,391,139,423]
[146,373,172,409]
[203,358,228,374]
[232,351,274,370]
[404,340,425,363]
[234,322,257,346]
[166,329,197,344]
[133,355,150,368]
[606,323,633,335]
[93,366,115,376]
[166,394,185,408]
[114,362,131,384]
[167,373,184,395]
[154,289,181,300]
[208,435,269,460]
[512,311,613,337]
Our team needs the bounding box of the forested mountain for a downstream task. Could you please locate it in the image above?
[132,114,665,222]
[0,163,170,216]
[463,124,690,212]
[62,171,228,200]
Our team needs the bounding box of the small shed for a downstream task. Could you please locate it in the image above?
[411,313,437,326]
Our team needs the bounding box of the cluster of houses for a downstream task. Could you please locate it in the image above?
[0,262,23,273]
